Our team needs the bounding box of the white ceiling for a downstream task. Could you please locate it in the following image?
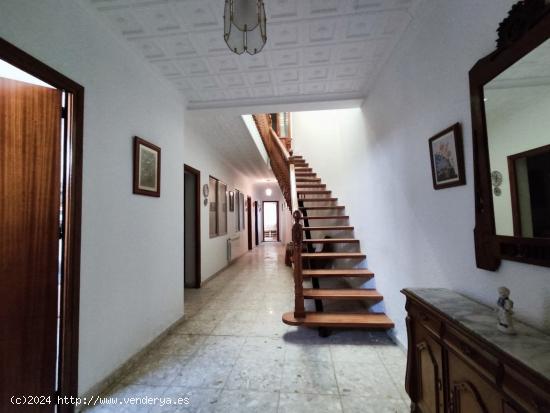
[81,0,419,110]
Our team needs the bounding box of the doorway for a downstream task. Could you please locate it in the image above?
[262,201,280,242]
[254,201,259,246]
[0,39,84,410]
[247,196,253,250]
[184,165,201,288]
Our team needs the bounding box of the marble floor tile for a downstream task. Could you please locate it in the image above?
[216,389,279,413]
[87,244,408,412]
[281,360,339,395]
[334,361,401,398]
[225,357,284,392]
[278,393,343,413]
[340,396,409,413]
[150,387,221,413]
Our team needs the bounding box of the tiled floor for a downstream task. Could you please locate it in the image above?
[89,243,409,412]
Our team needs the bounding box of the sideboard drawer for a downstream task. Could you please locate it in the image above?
[409,303,443,338]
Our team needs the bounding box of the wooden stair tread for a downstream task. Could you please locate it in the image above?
[298,190,331,194]
[303,226,353,231]
[303,238,359,244]
[300,198,338,202]
[296,173,316,177]
[282,312,394,328]
[301,216,349,220]
[302,269,374,277]
[297,183,326,188]
[300,206,345,210]
[297,178,321,182]
[302,252,365,259]
[303,289,383,300]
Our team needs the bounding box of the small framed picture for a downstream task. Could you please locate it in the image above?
[228,191,235,212]
[133,136,161,197]
[429,123,466,190]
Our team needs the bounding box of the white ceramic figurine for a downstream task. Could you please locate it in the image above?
[497,286,516,335]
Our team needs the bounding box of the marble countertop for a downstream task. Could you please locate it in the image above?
[404,288,550,382]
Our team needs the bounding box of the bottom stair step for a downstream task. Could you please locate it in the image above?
[303,288,383,301]
[282,312,394,329]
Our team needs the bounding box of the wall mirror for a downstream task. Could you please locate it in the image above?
[470,0,550,270]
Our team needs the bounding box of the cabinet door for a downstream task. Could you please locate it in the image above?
[415,326,444,413]
[448,352,502,413]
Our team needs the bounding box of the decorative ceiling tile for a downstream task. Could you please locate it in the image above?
[270,23,301,47]
[269,0,300,20]
[276,84,300,96]
[189,76,219,90]
[270,49,300,68]
[247,71,273,86]
[173,0,220,29]
[101,8,146,36]
[308,19,337,43]
[303,66,330,81]
[177,58,210,76]
[207,56,240,74]
[276,69,301,84]
[151,61,182,77]
[83,0,418,108]
[225,88,250,100]
[157,35,197,57]
[301,82,327,94]
[132,3,182,34]
[309,0,342,16]
[219,73,246,88]
[130,38,165,59]
[304,46,332,65]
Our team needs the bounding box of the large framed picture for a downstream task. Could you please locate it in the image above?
[133,136,161,197]
[429,123,466,190]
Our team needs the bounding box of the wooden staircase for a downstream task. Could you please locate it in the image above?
[283,154,394,332]
[251,115,393,334]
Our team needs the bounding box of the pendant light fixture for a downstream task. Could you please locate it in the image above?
[224,0,267,55]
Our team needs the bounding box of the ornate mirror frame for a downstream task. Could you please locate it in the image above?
[470,0,550,271]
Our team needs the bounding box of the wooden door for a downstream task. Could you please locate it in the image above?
[0,77,62,411]
[415,326,444,413]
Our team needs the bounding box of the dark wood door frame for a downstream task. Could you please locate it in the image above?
[0,37,84,409]
[184,164,201,288]
[262,201,280,242]
[247,197,253,250]
[254,201,259,246]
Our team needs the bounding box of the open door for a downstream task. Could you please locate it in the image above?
[262,201,280,242]
[184,165,201,288]
[0,38,84,412]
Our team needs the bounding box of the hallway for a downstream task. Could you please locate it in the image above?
[90,244,408,412]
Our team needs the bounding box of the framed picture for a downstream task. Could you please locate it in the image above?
[133,136,161,197]
[429,123,466,190]
[229,191,235,212]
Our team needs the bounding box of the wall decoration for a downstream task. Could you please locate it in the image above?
[428,123,466,190]
[133,136,160,197]
[229,191,235,212]
[491,170,503,196]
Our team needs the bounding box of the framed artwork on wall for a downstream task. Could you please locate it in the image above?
[229,191,235,212]
[428,123,466,190]
[133,136,161,197]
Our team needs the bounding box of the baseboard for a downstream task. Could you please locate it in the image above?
[386,329,407,353]
[78,314,186,411]
[200,248,250,286]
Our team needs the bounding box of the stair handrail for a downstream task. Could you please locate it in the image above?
[252,113,304,320]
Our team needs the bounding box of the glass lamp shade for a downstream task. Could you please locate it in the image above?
[224,0,267,55]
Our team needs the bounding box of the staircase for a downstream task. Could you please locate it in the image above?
[282,154,394,331]
[252,113,394,334]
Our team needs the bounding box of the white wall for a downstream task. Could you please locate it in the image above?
[0,0,186,395]
[292,0,550,347]
[184,113,257,283]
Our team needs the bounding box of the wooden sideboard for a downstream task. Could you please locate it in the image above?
[402,289,550,413]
